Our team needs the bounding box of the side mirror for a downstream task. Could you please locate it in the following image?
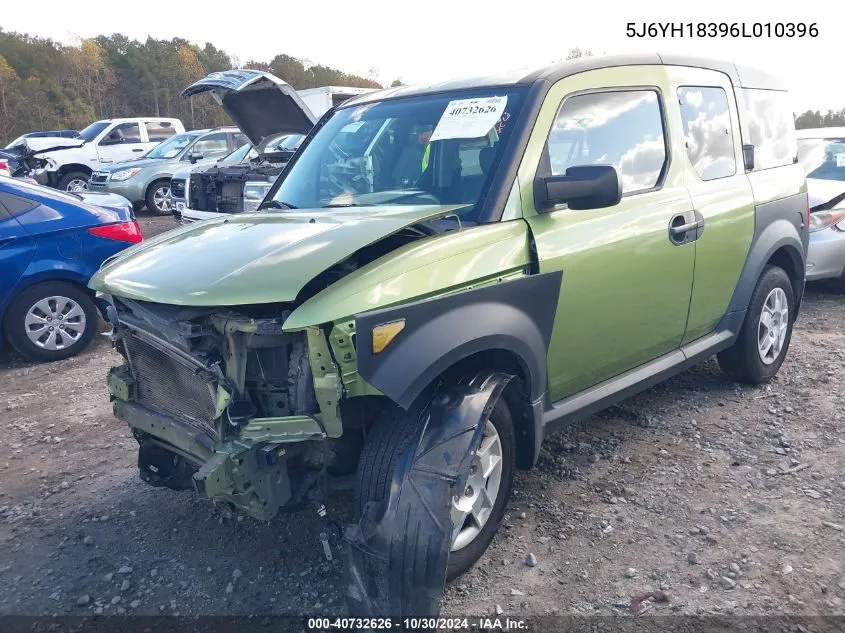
[742,144,755,171]
[189,152,204,164]
[99,136,121,147]
[534,165,622,212]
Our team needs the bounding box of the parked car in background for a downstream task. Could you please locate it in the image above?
[5,130,79,150]
[0,152,12,177]
[16,118,185,192]
[88,127,247,214]
[797,128,845,288]
[1,179,142,362]
[175,132,305,222]
[173,71,375,222]
[90,54,807,618]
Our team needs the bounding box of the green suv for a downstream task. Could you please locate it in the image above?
[90,54,808,619]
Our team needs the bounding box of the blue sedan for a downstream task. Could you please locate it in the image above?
[0,178,142,362]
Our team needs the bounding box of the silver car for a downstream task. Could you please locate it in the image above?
[88,127,247,214]
[799,128,845,288]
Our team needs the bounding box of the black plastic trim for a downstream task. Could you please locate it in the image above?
[355,271,562,411]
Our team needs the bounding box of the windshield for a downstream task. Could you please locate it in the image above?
[270,87,526,220]
[78,121,111,143]
[220,142,255,165]
[798,138,845,181]
[145,133,200,159]
[277,134,305,150]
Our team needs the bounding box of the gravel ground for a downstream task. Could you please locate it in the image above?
[0,212,843,618]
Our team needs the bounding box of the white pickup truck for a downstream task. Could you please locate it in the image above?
[23,117,185,191]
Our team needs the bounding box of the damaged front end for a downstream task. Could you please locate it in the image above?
[104,295,344,522]
[187,160,285,215]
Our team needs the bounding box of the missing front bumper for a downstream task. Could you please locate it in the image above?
[113,399,326,522]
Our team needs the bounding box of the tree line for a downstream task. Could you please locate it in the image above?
[0,29,385,146]
[0,32,841,147]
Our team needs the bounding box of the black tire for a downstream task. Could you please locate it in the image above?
[3,281,99,362]
[355,397,515,581]
[56,171,89,192]
[145,180,172,216]
[717,265,795,384]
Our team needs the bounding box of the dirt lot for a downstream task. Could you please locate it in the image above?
[1,212,843,619]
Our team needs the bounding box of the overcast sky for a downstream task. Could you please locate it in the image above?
[5,1,838,113]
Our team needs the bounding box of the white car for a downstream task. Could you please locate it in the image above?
[22,117,185,191]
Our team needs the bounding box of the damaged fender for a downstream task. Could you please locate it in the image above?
[344,371,513,623]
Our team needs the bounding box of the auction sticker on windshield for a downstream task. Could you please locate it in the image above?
[430,96,507,141]
[836,153,845,168]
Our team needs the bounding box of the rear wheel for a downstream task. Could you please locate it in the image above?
[3,281,99,362]
[717,265,794,384]
[145,180,172,216]
[57,171,89,192]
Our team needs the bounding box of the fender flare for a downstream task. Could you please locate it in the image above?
[354,271,562,410]
[345,371,513,621]
[726,215,806,317]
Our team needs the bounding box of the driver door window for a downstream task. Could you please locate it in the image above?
[97,123,144,163]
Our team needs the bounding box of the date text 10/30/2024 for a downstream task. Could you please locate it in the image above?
[307,617,528,630]
[626,23,818,38]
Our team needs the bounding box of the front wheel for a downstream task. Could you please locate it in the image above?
[57,171,89,192]
[717,265,795,384]
[355,397,514,581]
[145,181,172,216]
[3,281,99,362]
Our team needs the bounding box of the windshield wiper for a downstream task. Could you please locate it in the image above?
[321,203,360,208]
[259,200,297,210]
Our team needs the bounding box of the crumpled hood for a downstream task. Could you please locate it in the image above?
[808,178,845,209]
[89,205,463,306]
[23,136,85,154]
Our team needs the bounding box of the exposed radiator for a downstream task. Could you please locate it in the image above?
[124,333,218,441]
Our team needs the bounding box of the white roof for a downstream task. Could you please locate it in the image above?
[297,86,377,96]
[796,127,845,139]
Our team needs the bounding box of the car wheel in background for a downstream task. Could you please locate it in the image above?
[3,281,99,362]
[145,180,172,216]
[718,265,795,384]
[57,171,89,192]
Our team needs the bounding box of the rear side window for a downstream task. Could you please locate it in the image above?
[545,90,667,195]
[0,191,39,217]
[192,132,230,156]
[145,121,176,142]
[741,89,797,170]
[677,86,736,181]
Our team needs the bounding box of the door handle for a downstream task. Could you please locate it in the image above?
[670,220,702,236]
[131,149,143,153]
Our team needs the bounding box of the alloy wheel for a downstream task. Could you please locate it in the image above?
[758,287,789,365]
[153,186,172,213]
[65,179,88,192]
[450,420,503,552]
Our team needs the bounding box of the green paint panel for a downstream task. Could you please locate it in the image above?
[283,220,531,329]
[518,66,696,400]
[89,205,468,306]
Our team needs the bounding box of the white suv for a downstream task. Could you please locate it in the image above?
[23,117,185,191]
